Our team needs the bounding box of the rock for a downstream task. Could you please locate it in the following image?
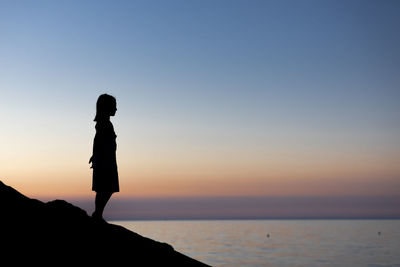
[0,180,209,266]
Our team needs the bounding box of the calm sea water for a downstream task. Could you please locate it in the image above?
[111,220,400,267]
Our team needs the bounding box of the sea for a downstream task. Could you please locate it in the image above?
[111,220,400,267]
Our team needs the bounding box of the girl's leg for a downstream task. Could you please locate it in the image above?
[93,192,113,220]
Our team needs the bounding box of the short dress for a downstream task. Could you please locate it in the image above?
[91,120,119,193]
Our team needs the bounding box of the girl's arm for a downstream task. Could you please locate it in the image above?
[89,127,106,168]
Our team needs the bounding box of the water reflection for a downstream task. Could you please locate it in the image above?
[113,220,400,266]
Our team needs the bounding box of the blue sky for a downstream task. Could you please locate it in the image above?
[2,0,398,126]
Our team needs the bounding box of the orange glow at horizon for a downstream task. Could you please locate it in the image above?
[1,121,399,200]
[3,153,399,200]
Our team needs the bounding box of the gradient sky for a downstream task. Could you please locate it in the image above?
[1,0,399,218]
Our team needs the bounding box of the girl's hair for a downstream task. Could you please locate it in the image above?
[94,94,116,121]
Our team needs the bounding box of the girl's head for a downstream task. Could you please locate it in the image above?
[94,94,117,121]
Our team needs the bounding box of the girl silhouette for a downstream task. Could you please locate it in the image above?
[89,94,119,221]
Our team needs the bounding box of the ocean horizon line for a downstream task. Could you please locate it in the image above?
[108,217,400,222]
[67,195,400,220]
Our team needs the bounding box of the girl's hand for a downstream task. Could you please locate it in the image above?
[89,156,94,168]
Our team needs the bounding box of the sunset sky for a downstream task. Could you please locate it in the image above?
[1,0,399,218]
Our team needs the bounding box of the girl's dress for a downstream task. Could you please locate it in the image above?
[91,120,119,192]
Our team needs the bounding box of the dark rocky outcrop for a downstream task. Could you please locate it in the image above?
[0,181,209,266]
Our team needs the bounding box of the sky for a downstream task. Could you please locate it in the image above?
[1,0,399,219]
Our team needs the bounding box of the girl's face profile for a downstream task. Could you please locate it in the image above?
[110,102,117,116]
[94,94,117,121]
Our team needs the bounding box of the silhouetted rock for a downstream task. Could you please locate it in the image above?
[0,181,209,266]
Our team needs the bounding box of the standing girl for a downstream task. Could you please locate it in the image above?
[89,94,119,221]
